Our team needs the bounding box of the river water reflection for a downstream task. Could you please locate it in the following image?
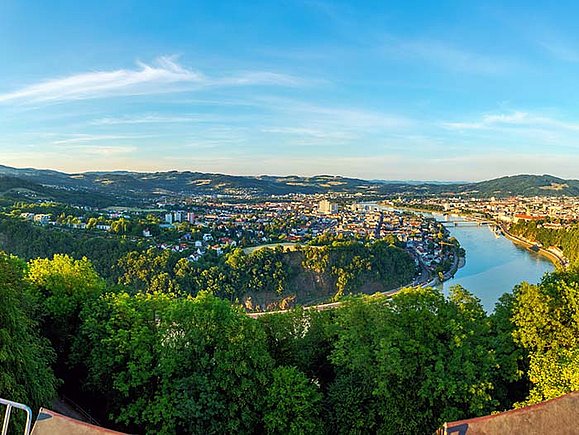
[427,212,553,312]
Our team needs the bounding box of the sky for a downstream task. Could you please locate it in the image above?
[2,1,579,181]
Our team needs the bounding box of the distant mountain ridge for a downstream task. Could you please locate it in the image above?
[459,174,579,197]
[0,174,118,207]
[0,165,442,199]
[0,165,577,205]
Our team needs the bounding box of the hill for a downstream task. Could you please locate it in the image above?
[0,174,117,207]
[458,174,579,197]
[0,165,577,202]
[0,165,446,199]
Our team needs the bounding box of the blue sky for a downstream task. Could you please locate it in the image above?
[1,0,579,180]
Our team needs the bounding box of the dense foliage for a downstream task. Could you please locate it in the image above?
[326,287,504,433]
[71,285,518,434]
[0,252,58,430]
[76,291,274,434]
[510,220,579,264]
[300,240,415,300]
[114,240,416,307]
[27,255,107,390]
[2,247,579,434]
[510,269,579,405]
[0,217,142,279]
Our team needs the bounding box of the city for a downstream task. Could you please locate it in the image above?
[11,194,463,287]
[2,1,579,434]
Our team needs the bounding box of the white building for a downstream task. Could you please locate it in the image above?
[174,211,184,222]
[318,199,338,215]
[33,214,51,225]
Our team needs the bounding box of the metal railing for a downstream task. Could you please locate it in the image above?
[0,398,32,435]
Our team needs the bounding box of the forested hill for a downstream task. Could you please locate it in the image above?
[0,165,578,200]
[0,215,416,310]
[0,175,114,207]
[0,165,445,198]
[458,174,579,197]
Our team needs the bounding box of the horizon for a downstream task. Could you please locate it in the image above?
[2,1,579,179]
[0,162,572,184]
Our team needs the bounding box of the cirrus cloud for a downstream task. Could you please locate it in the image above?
[442,110,579,131]
[0,56,305,104]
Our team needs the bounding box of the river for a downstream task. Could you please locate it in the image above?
[370,205,554,312]
[426,212,553,311]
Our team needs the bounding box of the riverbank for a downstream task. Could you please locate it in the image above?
[499,224,567,268]
[392,203,566,269]
[403,207,554,312]
[447,252,466,279]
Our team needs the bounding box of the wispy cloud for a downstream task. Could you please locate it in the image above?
[47,133,154,145]
[382,38,516,74]
[64,145,138,156]
[539,39,579,63]
[442,110,579,131]
[262,97,413,130]
[0,56,304,104]
[261,127,353,140]
[251,97,415,148]
[91,114,219,125]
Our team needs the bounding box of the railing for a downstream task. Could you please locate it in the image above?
[61,395,101,427]
[0,398,32,435]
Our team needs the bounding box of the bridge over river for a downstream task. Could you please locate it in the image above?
[438,220,494,226]
[361,204,555,311]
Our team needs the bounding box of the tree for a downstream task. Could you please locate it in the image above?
[117,248,180,293]
[263,366,323,434]
[488,293,529,409]
[511,269,579,404]
[0,251,57,421]
[259,308,336,387]
[327,369,377,433]
[26,254,106,392]
[86,217,98,230]
[0,216,141,281]
[78,291,273,434]
[329,286,498,434]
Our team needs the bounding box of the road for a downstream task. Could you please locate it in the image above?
[248,247,433,319]
[246,285,405,318]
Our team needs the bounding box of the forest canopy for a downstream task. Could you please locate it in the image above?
[1,249,578,434]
